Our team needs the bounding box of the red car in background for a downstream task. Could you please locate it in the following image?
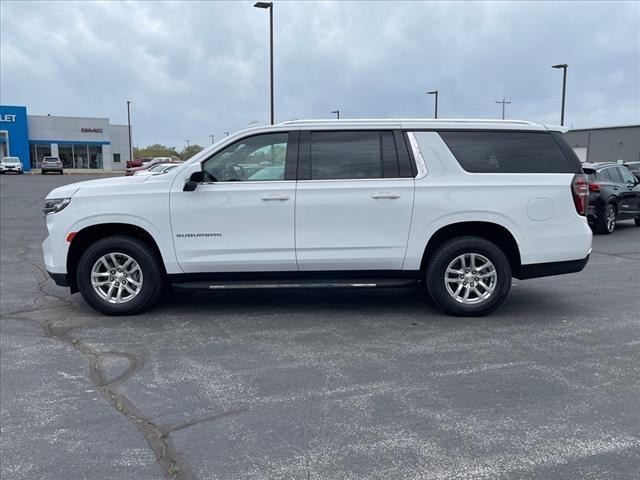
[126,157,154,169]
[125,157,177,176]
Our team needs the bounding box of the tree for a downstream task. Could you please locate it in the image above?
[179,144,204,160]
[133,144,179,159]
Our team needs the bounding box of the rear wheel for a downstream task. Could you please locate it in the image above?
[426,236,512,316]
[76,235,164,315]
[594,203,616,234]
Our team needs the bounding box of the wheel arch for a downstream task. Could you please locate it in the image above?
[66,223,165,293]
[420,221,522,276]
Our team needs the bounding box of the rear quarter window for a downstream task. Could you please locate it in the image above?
[439,131,578,173]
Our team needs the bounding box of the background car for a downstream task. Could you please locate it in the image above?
[126,156,154,169]
[125,157,175,176]
[583,162,640,233]
[622,161,640,181]
[0,156,23,174]
[132,162,181,176]
[41,157,64,175]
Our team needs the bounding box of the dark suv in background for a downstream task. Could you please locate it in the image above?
[582,162,640,233]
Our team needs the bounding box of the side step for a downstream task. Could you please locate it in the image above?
[172,278,418,291]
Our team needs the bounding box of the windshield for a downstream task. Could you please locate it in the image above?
[2,157,19,163]
[43,157,59,163]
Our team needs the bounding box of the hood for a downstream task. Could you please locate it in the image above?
[46,175,150,199]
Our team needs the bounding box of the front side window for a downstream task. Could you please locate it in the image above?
[202,133,288,182]
[439,131,575,173]
[607,167,623,183]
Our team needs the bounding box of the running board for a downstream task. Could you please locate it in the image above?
[172,278,418,291]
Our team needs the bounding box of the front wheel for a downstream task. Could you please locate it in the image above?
[426,236,512,317]
[76,235,164,315]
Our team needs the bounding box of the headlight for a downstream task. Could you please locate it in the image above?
[43,198,71,215]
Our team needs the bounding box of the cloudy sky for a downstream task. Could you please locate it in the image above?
[1,1,638,148]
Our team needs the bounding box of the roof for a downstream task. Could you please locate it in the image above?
[278,118,553,131]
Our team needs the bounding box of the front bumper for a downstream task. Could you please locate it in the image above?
[48,271,70,287]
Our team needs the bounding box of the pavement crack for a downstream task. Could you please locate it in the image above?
[161,408,249,435]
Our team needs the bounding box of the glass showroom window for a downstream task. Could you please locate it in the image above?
[89,145,103,168]
[73,144,90,168]
[30,143,52,168]
[58,145,73,169]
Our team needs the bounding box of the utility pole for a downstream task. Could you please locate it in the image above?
[496,97,511,120]
[331,110,340,119]
[209,134,215,145]
[185,139,190,160]
[126,100,133,162]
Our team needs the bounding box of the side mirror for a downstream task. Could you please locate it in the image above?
[183,171,204,191]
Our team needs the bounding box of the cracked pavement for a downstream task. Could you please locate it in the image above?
[1,174,639,479]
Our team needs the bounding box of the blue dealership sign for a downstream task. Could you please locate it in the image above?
[0,105,30,171]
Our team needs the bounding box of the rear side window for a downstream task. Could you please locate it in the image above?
[618,167,636,184]
[439,131,577,173]
[308,131,400,180]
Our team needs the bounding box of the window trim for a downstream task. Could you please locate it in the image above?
[199,131,297,184]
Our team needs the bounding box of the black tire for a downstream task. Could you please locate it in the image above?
[594,203,616,234]
[635,217,640,227]
[425,236,512,317]
[76,235,164,315]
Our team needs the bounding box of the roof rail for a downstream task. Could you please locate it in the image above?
[279,118,539,126]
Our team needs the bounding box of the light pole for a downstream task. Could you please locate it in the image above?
[254,2,274,125]
[224,131,229,136]
[426,90,438,119]
[552,63,568,126]
[126,100,133,162]
[209,134,215,145]
[185,139,190,160]
[331,110,340,119]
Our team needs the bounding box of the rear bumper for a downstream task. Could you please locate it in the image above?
[515,254,590,280]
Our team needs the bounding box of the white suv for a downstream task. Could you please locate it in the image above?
[42,119,592,316]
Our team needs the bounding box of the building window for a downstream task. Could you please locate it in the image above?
[113,153,121,163]
[73,144,89,168]
[89,145,103,168]
[58,145,73,169]
[29,143,52,168]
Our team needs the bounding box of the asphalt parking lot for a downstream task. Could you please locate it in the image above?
[1,173,639,480]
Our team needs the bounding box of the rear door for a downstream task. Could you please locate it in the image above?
[294,130,415,271]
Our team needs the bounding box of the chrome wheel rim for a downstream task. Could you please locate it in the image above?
[606,207,616,232]
[91,252,143,304]
[444,253,497,305]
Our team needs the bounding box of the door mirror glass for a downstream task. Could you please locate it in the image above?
[183,171,203,191]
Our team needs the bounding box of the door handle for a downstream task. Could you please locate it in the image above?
[371,192,401,199]
[261,193,289,201]
[613,186,619,190]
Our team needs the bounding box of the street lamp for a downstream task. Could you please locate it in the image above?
[126,100,133,163]
[254,2,274,125]
[209,134,215,145]
[224,131,229,136]
[426,90,438,119]
[552,63,568,126]
[185,139,190,160]
[331,110,340,119]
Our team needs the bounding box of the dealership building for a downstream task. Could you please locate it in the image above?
[0,105,131,172]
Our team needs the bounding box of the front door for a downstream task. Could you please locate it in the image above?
[295,130,415,271]
[617,166,640,217]
[170,131,298,273]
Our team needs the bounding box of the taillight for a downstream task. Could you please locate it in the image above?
[589,183,600,192]
[572,174,589,216]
